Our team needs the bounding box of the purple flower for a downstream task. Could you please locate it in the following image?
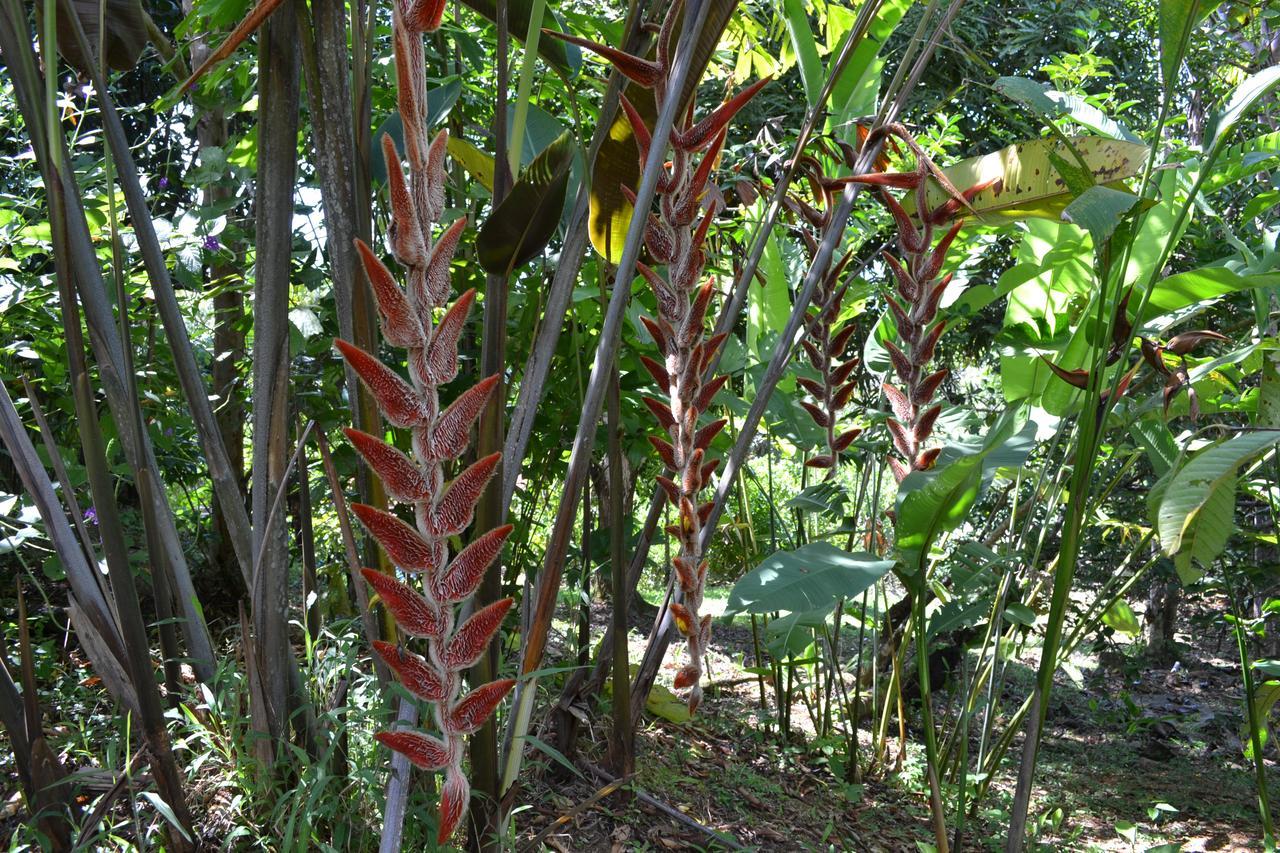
[203,235,221,252]
[83,507,98,526]
[158,176,169,189]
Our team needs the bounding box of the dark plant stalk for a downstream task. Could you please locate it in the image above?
[298,0,385,513]
[607,356,634,776]
[467,0,513,841]
[1229,580,1275,846]
[314,430,390,684]
[63,0,255,592]
[499,0,653,513]
[249,0,304,771]
[1,0,218,680]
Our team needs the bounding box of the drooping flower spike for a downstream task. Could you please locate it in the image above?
[842,125,986,482]
[547,3,769,712]
[334,4,513,843]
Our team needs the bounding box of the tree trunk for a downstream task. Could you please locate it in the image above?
[249,0,301,770]
[1145,576,1180,663]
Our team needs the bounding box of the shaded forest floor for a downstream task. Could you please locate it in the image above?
[515,591,1270,851]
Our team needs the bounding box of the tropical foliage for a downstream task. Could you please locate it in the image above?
[1,0,1279,849]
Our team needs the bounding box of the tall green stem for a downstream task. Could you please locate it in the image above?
[507,0,547,177]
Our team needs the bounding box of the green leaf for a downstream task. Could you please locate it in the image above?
[446,137,496,194]
[520,734,586,779]
[786,481,848,516]
[477,131,574,274]
[460,0,581,74]
[1244,681,1280,760]
[752,231,794,361]
[895,406,1036,571]
[994,76,1065,119]
[725,541,893,616]
[1102,600,1141,635]
[896,455,984,575]
[141,792,193,844]
[1003,602,1037,627]
[1129,417,1179,477]
[1204,64,1280,152]
[370,79,462,184]
[645,680,691,723]
[1133,268,1280,325]
[826,0,911,138]
[914,137,1149,223]
[1155,430,1280,583]
[781,0,822,107]
[1157,0,1201,89]
[1061,185,1140,247]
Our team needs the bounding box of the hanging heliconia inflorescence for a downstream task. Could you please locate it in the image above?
[548,3,768,713]
[784,152,870,475]
[846,125,989,483]
[333,0,513,843]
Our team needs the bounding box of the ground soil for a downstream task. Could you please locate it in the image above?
[513,592,1271,851]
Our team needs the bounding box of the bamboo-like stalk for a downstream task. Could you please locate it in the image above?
[1,0,219,681]
[468,0,514,842]
[248,0,303,771]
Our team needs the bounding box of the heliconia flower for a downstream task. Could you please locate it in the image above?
[335,339,431,427]
[841,125,988,481]
[356,239,425,348]
[434,525,514,604]
[1039,356,1091,390]
[1165,329,1227,356]
[427,374,500,461]
[551,0,768,717]
[421,288,476,386]
[447,679,516,735]
[362,568,445,639]
[376,730,451,770]
[338,15,517,840]
[352,503,446,572]
[437,769,470,844]
[344,429,430,503]
[374,640,449,702]
[542,30,662,87]
[424,452,501,538]
[400,0,448,33]
[443,598,514,670]
[673,77,772,152]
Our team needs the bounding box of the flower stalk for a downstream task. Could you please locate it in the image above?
[549,3,768,712]
[847,126,986,482]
